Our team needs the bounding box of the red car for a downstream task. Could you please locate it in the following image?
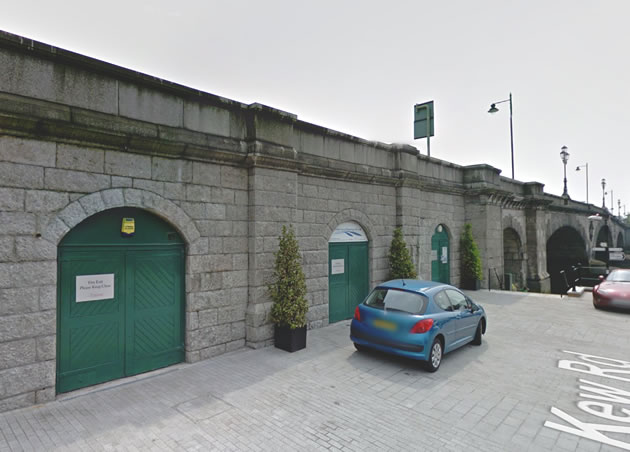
[593,269,630,310]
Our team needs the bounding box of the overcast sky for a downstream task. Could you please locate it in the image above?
[3,1,629,213]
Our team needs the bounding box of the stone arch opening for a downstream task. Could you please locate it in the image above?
[596,225,612,249]
[57,207,186,393]
[328,221,369,323]
[431,224,450,284]
[546,226,587,294]
[503,227,524,289]
[44,188,200,247]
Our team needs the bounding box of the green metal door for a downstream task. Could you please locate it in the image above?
[57,208,184,393]
[431,225,450,284]
[328,242,369,323]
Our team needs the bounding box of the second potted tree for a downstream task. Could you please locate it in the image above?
[268,225,309,352]
[460,223,483,290]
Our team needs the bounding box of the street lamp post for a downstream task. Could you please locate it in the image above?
[601,178,607,209]
[575,163,588,204]
[560,146,569,202]
[488,93,515,179]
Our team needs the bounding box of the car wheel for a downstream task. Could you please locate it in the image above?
[425,338,443,372]
[471,320,483,346]
[354,343,367,352]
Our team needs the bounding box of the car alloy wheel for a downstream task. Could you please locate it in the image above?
[425,338,442,372]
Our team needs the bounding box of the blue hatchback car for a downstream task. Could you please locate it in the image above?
[350,280,487,371]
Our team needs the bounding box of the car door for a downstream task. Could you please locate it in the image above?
[445,289,478,345]
[432,290,459,352]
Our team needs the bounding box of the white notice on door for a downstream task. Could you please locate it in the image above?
[331,259,345,275]
[76,274,114,302]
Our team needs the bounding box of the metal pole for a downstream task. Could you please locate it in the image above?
[585,164,589,204]
[611,190,613,212]
[426,107,431,158]
[605,216,610,273]
[509,93,514,179]
[562,160,568,197]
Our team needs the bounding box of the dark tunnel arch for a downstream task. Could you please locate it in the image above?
[546,226,587,294]
[596,225,612,249]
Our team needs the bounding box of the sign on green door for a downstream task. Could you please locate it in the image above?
[328,222,369,323]
[57,208,185,393]
[431,224,450,284]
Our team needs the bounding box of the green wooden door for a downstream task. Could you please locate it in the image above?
[57,250,126,393]
[125,249,184,376]
[431,226,450,284]
[57,208,184,393]
[328,243,347,323]
[328,242,369,323]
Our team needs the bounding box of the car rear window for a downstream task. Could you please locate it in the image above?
[364,288,427,314]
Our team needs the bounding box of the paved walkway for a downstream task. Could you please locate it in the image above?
[1,290,630,451]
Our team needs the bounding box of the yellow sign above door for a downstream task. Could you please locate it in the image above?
[121,218,135,236]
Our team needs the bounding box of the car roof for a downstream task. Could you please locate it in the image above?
[376,279,454,295]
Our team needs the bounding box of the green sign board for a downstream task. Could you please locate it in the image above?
[414,101,434,139]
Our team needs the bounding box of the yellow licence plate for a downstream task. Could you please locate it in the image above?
[373,319,397,331]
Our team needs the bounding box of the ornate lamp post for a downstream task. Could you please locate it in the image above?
[560,146,569,202]
[488,93,515,179]
[601,178,607,209]
[575,163,588,204]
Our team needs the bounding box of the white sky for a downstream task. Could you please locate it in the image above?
[2,0,629,213]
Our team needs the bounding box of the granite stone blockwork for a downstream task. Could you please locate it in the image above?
[0,30,626,412]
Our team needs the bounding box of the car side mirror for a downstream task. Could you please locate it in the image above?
[599,275,605,281]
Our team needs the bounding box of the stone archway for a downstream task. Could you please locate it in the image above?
[503,227,524,289]
[595,224,612,249]
[56,207,186,393]
[43,188,200,247]
[431,224,451,284]
[546,226,587,294]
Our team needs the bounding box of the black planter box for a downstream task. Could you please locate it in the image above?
[461,278,481,290]
[274,325,306,352]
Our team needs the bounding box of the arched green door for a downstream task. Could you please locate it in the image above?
[431,225,450,284]
[328,222,369,323]
[57,208,185,393]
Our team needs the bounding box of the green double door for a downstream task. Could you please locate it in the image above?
[328,242,369,323]
[57,208,185,393]
[431,226,450,284]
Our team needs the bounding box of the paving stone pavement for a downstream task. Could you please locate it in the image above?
[1,289,630,451]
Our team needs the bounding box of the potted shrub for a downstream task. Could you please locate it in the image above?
[460,223,483,290]
[269,225,308,352]
[389,226,418,279]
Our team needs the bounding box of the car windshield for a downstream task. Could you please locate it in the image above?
[608,270,630,282]
[364,288,428,314]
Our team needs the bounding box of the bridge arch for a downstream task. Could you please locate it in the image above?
[617,232,625,249]
[503,227,525,289]
[546,226,587,294]
[595,224,612,248]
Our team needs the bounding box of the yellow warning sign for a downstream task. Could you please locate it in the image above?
[121,217,135,236]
